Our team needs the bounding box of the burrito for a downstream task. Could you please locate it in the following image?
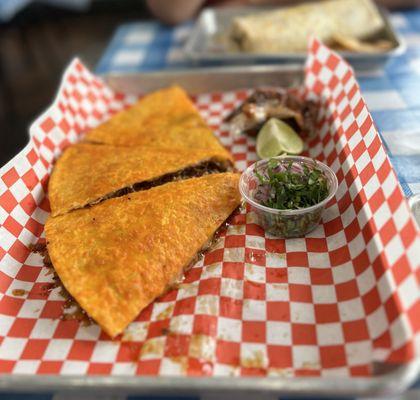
[230,0,385,53]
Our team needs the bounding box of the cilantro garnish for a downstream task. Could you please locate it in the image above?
[254,159,329,210]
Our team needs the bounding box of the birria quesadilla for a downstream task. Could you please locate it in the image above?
[48,143,234,216]
[45,173,241,337]
[85,86,226,152]
[230,0,385,53]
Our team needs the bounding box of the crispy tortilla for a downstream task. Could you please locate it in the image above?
[48,143,233,217]
[84,86,226,152]
[45,173,241,337]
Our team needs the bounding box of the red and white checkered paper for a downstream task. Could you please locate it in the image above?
[0,39,419,377]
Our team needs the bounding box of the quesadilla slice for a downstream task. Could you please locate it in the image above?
[45,173,241,337]
[48,143,234,217]
[84,86,226,152]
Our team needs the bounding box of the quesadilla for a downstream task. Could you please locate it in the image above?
[45,173,241,337]
[230,0,385,53]
[84,86,226,152]
[48,143,234,217]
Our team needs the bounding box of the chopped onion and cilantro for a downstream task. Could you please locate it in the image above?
[253,158,329,210]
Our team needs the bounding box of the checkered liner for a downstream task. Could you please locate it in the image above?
[0,39,418,377]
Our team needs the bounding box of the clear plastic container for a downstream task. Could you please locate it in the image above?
[408,193,420,228]
[239,156,338,238]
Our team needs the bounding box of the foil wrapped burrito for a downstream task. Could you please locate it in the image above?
[230,0,385,53]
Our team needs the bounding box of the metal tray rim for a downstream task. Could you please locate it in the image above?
[0,360,417,396]
[100,64,305,95]
[99,63,304,78]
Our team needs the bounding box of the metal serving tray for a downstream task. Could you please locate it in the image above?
[183,6,406,70]
[0,65,418,398]
[0,361,418,398]
[104,64,303,95]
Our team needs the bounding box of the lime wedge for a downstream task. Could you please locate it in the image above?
[256,118,304,159]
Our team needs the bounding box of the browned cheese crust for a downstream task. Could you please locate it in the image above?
[48,143,233,216]
[45,173,241,338]
[84,86,227,153]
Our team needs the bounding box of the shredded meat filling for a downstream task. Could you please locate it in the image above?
[87,159,234,209]
[29,242,93,325]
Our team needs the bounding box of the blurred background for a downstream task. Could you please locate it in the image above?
[0,0,152,166]
[0,0,418,167]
